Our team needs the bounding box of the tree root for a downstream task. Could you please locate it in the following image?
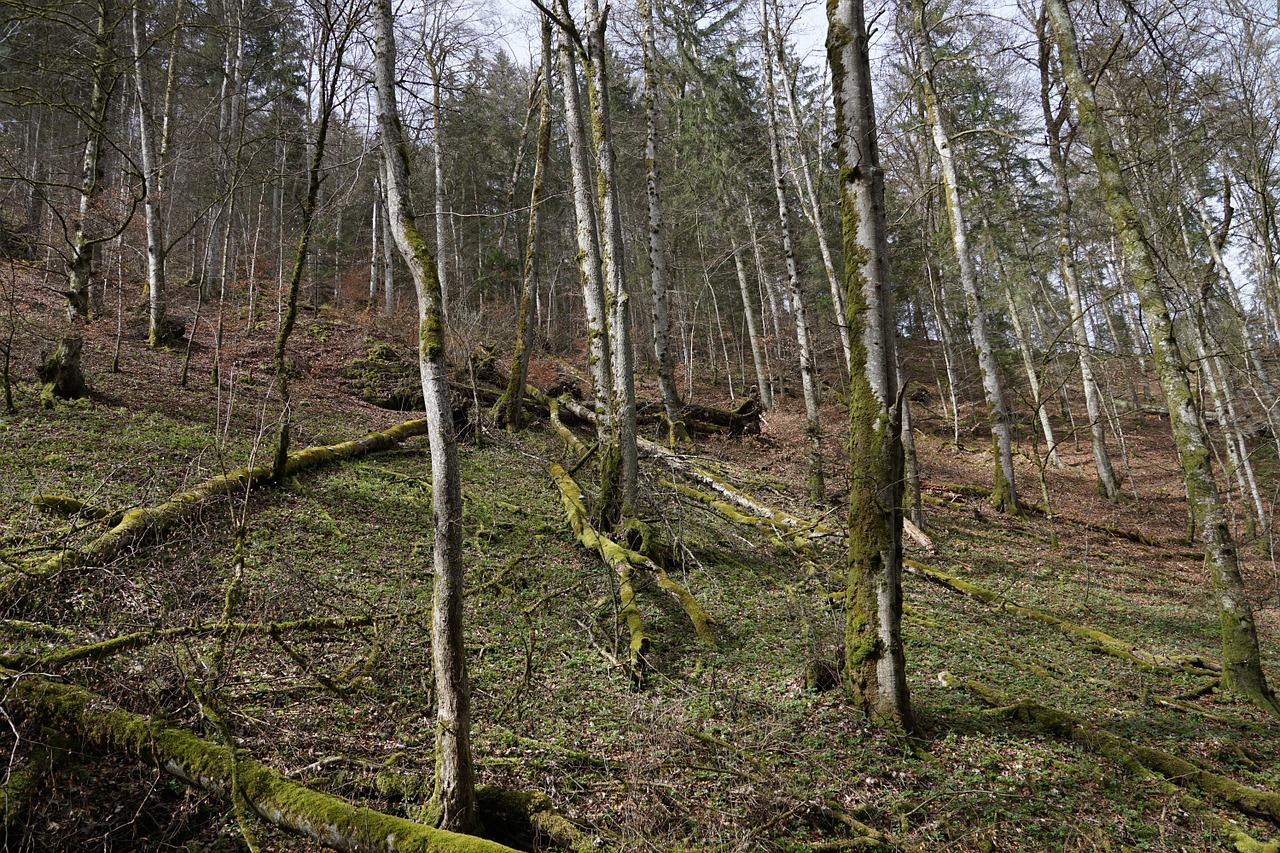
[3,418,432,599]
[905,559,1220,675]
[1,668,520,852]
[940,673,1280,848]
[551,463,652,674]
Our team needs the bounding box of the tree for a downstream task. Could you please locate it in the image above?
[372,0,478,828]
[829,0,913,732]
[1045,0,1280,718]
[761,0,824,505]
[909,0,1019,513]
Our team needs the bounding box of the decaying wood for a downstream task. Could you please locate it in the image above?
[908,560,1219,674]
[3,418,432,598]
[1,670,520,852]
[641,439,834,542]
[550,463,716,663]
[942,674,1280,848]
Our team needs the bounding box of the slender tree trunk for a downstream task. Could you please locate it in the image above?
[68,0,115,320]
[640,0,685,443]
[500,16,553,431]
[1040,43,1121,497]
[556,29,613,449]
[577,0,639,518]
[733,243,771,409]
[1047,0,1279,718]
[912,0,1018,512]
[829,0,913,732]
[762,0,824,504]
[372,0,478,826]
[370,177,381,306]
[431,67,451,326]
[131,4,173,347]
[770,1,851,374]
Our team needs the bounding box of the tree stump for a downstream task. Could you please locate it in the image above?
[38,336,89,408]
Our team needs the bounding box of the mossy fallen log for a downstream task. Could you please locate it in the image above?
[2,670,520,852]
[33,611,417,668]
[550,463,652,671]
[907,560,1219,675]
[941,674,1280,847]
[29,494,118,523]
[4,418,432,599]
[642,440,834,542]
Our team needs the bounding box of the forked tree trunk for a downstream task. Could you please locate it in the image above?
[912,0,1019,512]
[1046,0,1280,718]
[828,0,913,732]
[579,0,639,518]
[555,29,613,452]
[372,0,479,826]
[762,0,824,504]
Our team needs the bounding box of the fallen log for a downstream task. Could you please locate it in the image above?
[4,418,433,599]
[2,670,520,852]
[551,464,717,662]
[551,463,652,672]
[907,560,1219,675]
[941,673,1280,848]
[641,439,835,542]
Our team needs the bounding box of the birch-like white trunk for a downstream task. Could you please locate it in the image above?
[372,0,478,826]
[912,0,1018,512]
[762,0,824,503]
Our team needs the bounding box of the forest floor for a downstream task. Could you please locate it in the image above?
[1,273,1279,851]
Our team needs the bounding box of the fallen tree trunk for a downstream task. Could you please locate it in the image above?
[907,560,1219,675]
[4,418,432,599]
[551,463,652,672]
[641,439,834,543]
[2,670,520,852]
[941,674,1280,847]
[550,464,717,662]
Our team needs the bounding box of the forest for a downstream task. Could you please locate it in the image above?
[0,0,1278,849]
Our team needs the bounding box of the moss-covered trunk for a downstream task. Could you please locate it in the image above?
[828,0,913,732]
[2,672,518,853]
[373,0,479,826]
[1046,0,1279,718]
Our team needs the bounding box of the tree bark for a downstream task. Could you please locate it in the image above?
[911,0,1019,512]
[499,16,553,432]
[828,0,914,732]
[1046,0,1279,717]
[761,0,824,504]
[372,0,479,828]
[640,0,685,443]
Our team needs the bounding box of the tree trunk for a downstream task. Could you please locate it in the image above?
[770,1,851,374]
[555,28,614,462]
[761,0,824,504]
[579,0,639,518]
[733,243,772,410]
[499,17,553,432]
[1046,0,1279,718]
[67,0,115,320]
[912,0,1018,512]
[372,0,479,828]
[640,0,685,443]
[829,0,913,732]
